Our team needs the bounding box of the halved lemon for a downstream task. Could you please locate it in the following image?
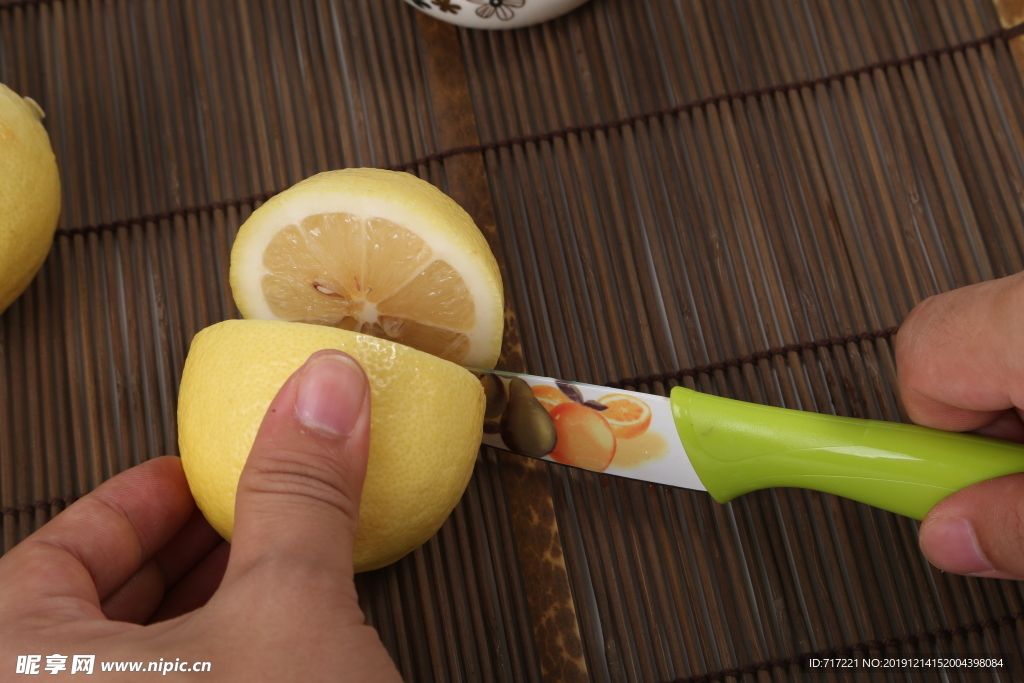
[178,319,486,572]
[597,393,652,440]
[230,169,504,368]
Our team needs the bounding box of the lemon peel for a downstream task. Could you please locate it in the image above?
[178,319,485,572]
[0,83,60,314]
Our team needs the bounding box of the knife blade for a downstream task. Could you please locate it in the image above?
[473,369,1024,520]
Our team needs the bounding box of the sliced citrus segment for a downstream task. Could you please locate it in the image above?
[363,216,433,304]
[598,393,653,439]
[230,169,504,368]
[377,260,475,330]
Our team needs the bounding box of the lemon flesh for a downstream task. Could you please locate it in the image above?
[178,319,485,572]
[230,169,504,368]
[0,84,60,314]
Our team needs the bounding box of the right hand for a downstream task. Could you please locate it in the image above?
[896,272,1024,580]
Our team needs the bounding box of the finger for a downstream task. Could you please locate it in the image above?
[973,408,1024,444]
[151,506,222,584]
[225,350,371,588]
[149,541,230,623]
[100,507,222,623]
[0,456,194,622]
[896,273,1024,431]
[97,559,164,625]
[919,473,1024,579]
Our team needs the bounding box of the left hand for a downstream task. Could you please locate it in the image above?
[0,350,401,681]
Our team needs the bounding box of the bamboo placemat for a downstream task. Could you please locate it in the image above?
[4,1,1024,681]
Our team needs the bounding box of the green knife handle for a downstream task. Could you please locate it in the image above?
[669,387,1024,520]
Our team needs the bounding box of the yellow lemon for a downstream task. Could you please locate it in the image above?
[0,83,60,314]
[178,319,485,572]
[230,169,504,368]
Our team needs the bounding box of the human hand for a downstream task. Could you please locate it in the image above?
[897,272,1024,580]
[0,350,401,681]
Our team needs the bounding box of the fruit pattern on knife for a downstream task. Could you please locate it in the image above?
[475,371,670,473]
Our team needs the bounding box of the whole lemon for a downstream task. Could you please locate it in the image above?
[0,83,60,314]
[178,319,485,572]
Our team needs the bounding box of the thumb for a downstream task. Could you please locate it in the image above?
[228,349,371,579]
[919,473,1024,580]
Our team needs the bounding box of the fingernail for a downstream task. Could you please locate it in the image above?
[919,518,994,575]
[295,352,367,436]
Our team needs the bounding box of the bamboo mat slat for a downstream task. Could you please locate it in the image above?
[459,1,1024,680]
[5,1,1024,681]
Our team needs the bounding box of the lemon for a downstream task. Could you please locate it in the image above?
[230,169,504,368]
[0,83,60,314]
[178,319,485,572]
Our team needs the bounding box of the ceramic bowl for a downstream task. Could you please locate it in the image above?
[403,0,592,30]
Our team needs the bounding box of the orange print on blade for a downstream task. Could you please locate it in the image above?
[549,401,616,472]
[597,393,652,440]
[532,384,570,413]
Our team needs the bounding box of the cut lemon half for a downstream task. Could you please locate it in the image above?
[178,319,485,572]
[230,169,504,368]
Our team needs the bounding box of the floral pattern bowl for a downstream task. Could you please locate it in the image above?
[403,0,593,30]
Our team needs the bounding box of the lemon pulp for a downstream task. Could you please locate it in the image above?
[262,213,475,363]
[230,169,504,369]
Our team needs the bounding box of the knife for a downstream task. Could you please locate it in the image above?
[472,369,1024,520]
